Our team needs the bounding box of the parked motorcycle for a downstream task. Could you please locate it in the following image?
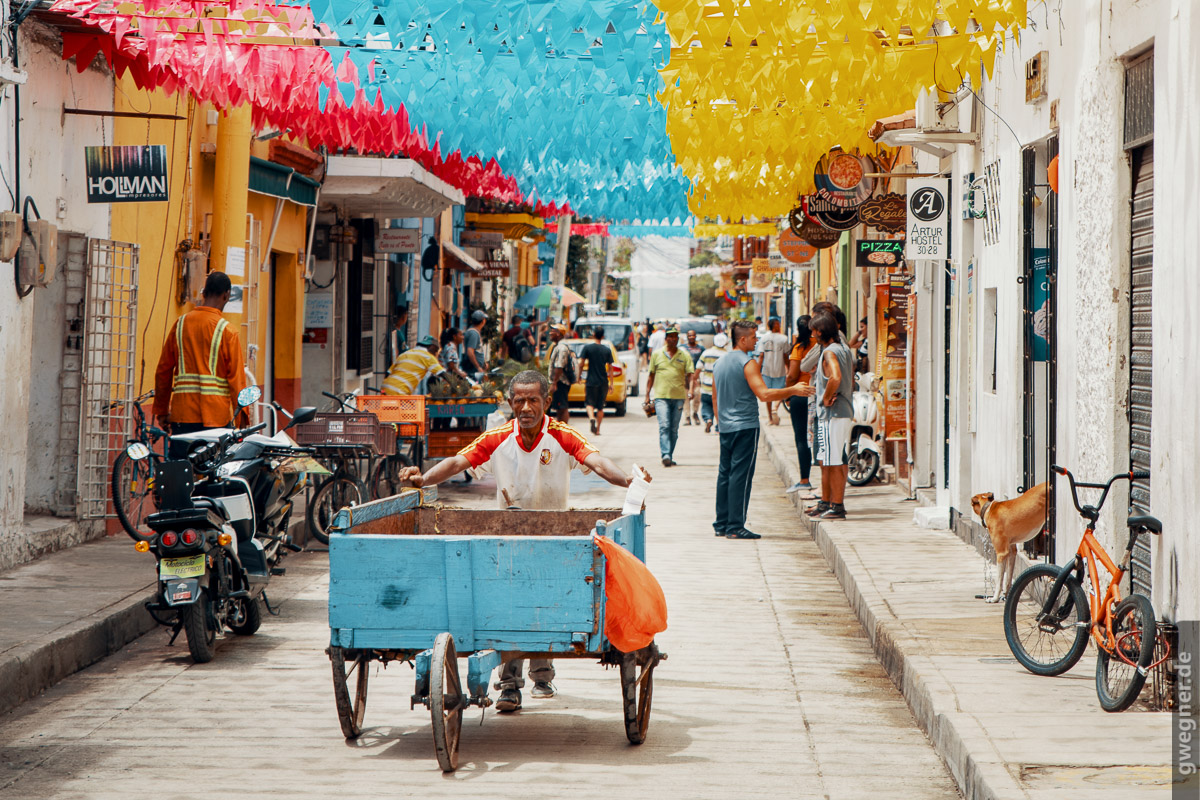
[847,372,882,487]
[126,386,318,662]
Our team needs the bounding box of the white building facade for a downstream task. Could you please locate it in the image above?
[906,0,1198,623]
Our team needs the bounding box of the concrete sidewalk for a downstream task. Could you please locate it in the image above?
[757,421,1172,800]
[0,507,312,718]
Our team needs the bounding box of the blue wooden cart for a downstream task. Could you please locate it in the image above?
[325,487,664,771]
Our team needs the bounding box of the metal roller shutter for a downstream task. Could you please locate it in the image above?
[1128,144,1153,598]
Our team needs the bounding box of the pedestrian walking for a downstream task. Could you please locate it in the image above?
[153,271,249,457]
[580,326,614,435]
[697,332,729,433]
[757,317,789,425]
[644,327,693,467]
[547,324,574,423]
[647,323,667,354]
[806,313,854,520]
[712,320,812,540]
[681,329,705,425]
[784,315,817,494]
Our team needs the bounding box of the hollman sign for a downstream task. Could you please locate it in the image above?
[85,145,169,203]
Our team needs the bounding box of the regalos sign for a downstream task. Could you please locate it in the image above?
[86,145,169,203]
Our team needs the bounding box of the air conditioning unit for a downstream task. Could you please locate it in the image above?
[18,219,57,287]
[916,89,960,133]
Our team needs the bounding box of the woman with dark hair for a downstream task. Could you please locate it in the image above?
[783,315,817,494]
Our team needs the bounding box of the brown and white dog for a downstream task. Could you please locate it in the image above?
[971,482,1049,603]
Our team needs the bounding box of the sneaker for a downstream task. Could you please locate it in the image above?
[704,420,712,433]
[785,481,813,494]
[693,414,701,425]
[820,504,847,520]
[805,501,830,517]
[531,681,556,699]
[684,418,692,426]
[662,456,672,467]
[725,528,761,540]
[590,419,597,434]
[495,688,522,712]
[713,526,726,537]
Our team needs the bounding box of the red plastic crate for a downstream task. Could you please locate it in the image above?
[355,394,427,434]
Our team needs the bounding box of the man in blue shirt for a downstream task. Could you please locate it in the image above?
[712,320,812,539]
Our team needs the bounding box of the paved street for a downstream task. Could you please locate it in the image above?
[0,409,958,799]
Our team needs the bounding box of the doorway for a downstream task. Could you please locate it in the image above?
[1020,138,1058,558]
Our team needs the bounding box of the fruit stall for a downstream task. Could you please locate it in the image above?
[425,376,503,460]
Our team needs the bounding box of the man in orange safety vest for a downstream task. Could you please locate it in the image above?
[153,271,249,452]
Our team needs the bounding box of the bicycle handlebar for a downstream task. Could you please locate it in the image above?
[1051,465,1143,519]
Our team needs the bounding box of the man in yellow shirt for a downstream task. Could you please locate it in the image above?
[382,335,446,395]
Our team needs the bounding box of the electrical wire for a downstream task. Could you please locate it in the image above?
[137,94,189,392]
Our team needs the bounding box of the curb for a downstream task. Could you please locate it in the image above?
[761,427,1022,800]
[0,584,158,718]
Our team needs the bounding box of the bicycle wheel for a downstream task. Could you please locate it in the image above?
[1004,563,1090,676]
[307,475,368,545]
[1096,594,1156,712]
[370,453,412,500]
[111,451,157,542]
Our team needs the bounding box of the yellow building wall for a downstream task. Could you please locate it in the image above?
[113,79,313,411]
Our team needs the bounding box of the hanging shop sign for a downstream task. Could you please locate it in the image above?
[875,280,913,440]
[859,192,908,234]
[905,179,950,260]
[376,228,420,253]
[855,240,905,268]
[787,206,842,249]
[813,151,876,208]
[477,257,512,279]
[1030,248,1050,362]
[778,228,819,265]
[460,229,505,248]
[748,257,781,292]
[804,195,859,232]
[85,145,168,203]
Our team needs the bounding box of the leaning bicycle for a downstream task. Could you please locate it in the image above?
[1003,465,1168,712]
[110,390,168,542]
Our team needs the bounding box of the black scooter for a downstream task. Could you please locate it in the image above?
[127,386,317,662]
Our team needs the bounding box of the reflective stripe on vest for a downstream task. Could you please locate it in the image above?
[172,316,231,397]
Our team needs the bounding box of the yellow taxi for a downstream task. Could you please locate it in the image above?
[565,339,629,416]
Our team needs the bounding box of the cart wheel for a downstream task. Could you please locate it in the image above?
[329,647,369,739]
[429,632,464,771]
[620,646,656,745]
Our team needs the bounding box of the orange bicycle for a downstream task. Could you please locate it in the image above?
[1003,465,1167,712]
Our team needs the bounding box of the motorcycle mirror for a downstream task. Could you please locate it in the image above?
[286,406,317,429]
[126,442,152,461]
[237,385,262,409]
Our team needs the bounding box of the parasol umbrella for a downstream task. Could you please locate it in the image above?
[513,285,586,309]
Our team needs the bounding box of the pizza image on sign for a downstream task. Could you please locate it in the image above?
[814,151,876,208]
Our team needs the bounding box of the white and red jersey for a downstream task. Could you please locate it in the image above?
[457,416,598,510]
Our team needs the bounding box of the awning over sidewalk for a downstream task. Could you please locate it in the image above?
[321,156,464,218]
[442,241,482,273]
[248,156,320,206]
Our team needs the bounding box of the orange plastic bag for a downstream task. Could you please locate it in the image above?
[594,535,667,652]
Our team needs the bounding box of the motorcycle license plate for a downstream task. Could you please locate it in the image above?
[159,554,205,580]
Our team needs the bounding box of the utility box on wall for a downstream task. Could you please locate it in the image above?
[19,219,58,287]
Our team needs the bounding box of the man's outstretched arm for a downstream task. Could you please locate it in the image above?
[398,455,471,488]
[581,451,634,488]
